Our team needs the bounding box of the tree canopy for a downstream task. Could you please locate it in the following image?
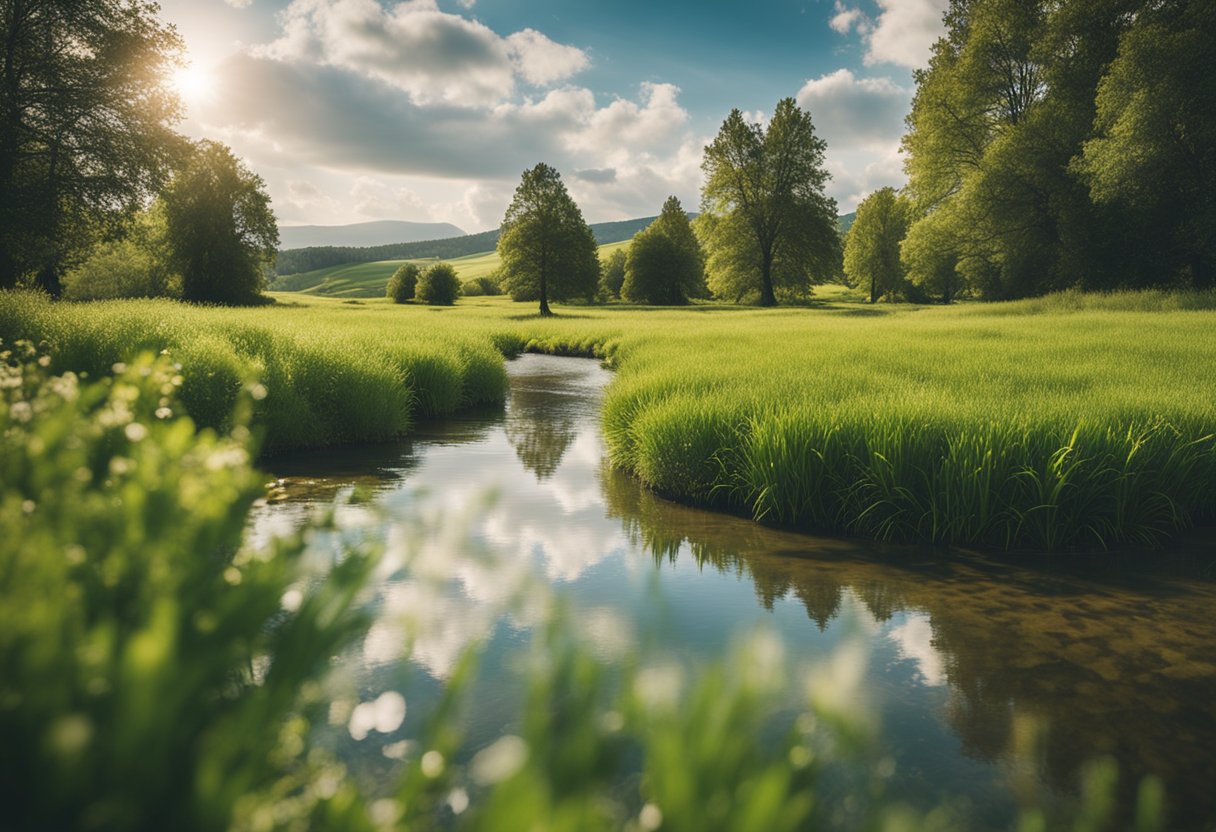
[497,163,598,316]
[700,99,840,306]
[163,141,278,305]
[901,0,1215,297]
[622,196,706,305]
[415,262,460,306]
[386,263,420,303]
[843,188,910,303]
[0,0,185,295]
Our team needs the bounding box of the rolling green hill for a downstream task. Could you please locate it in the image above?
[274,239,633,298]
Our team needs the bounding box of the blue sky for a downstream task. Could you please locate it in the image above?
[159,0,947,231]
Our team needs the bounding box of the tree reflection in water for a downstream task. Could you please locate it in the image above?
[600,460,1216,827]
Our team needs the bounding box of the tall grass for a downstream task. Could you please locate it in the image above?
[4,288,1214,549]
[0,292,507,453]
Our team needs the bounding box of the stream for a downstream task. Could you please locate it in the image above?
[248,354,1216,830]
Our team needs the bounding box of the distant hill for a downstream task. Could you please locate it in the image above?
[838,212,856,234]
[275,215,667,277]
[277,220,466,250]
[275,212,855,277]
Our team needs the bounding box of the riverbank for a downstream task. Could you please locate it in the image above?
[3,289,1214,549]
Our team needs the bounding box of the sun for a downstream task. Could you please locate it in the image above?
[170,64,215,103]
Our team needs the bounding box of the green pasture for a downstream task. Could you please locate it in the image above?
[3,288,1214,549]
[272,239,634,297]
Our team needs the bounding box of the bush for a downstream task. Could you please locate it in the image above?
[416,262,461,306]
[461,275,503,297]
[386,263,420,303]
[64,204,180,301]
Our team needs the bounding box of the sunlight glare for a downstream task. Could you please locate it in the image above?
[171,64,215,103]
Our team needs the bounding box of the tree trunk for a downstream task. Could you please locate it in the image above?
[870,273,879,303]
[759,248,777,307]
[538,255,552,316]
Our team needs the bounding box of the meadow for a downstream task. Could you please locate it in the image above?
[3,288,1214,550]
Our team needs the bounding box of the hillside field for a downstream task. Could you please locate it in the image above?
[271,239,633,297]
[4,288,1214,550]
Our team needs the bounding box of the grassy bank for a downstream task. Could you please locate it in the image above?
[0,292,509,453]
[3,289,1214,549]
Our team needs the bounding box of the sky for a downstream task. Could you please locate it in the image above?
[158,0,949,232]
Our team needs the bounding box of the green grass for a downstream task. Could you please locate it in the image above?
[272,240,635,298]
[3,287,1214,550]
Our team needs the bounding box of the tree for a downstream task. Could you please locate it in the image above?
[0,0,185,295]
[843,188,910,303]
[415,262,460,305]
[598,248,626,300]
[386,263,420,303]
[700,99,840,306]
[621,196,706,305]
[497,163,599,316]
[163,141,278,305]
[1074,0,1216,288]
[901,210,964,303]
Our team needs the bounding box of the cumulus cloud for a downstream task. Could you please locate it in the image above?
[796,68,911,150]
[257,0,587,107]
[507,29,589,85]
[830,0,947,70]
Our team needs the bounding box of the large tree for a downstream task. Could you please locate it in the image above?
[497,163,598,316]
[1074,0,1216,288]
[700,98,839,306]
[621,196,706,305]
[0,0,185,295]
[163,141,278,305]
[844,188,910,303]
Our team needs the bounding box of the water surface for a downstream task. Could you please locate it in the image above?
[250,354,1216,830]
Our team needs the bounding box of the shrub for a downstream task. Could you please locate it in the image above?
[461,275,503,297]
[386,262,420,303]
[416,262,461,306]
[64,204,180,301]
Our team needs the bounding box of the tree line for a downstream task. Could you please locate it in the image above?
[845,0,1215,303]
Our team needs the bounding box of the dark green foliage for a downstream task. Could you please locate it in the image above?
[598,249,626,300]
[0,0,185,295]
[386,263,420,303]
[497,163,599,316]
[621,197,706,305]
[700,99,840,306]
[903,0,1216,298]
[416,262,461,305]
[461,275,503,296]
[164,141,279,305]
[843,188,910,303]
[1075,0,1216,289]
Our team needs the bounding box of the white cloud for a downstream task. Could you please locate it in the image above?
[888,613,946,686]
[795,68,910,211]
[257,0,587,107]
[225,0,253,8]
[507,29,589,85]
[830,0,947,70]
[796,68,911,150]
